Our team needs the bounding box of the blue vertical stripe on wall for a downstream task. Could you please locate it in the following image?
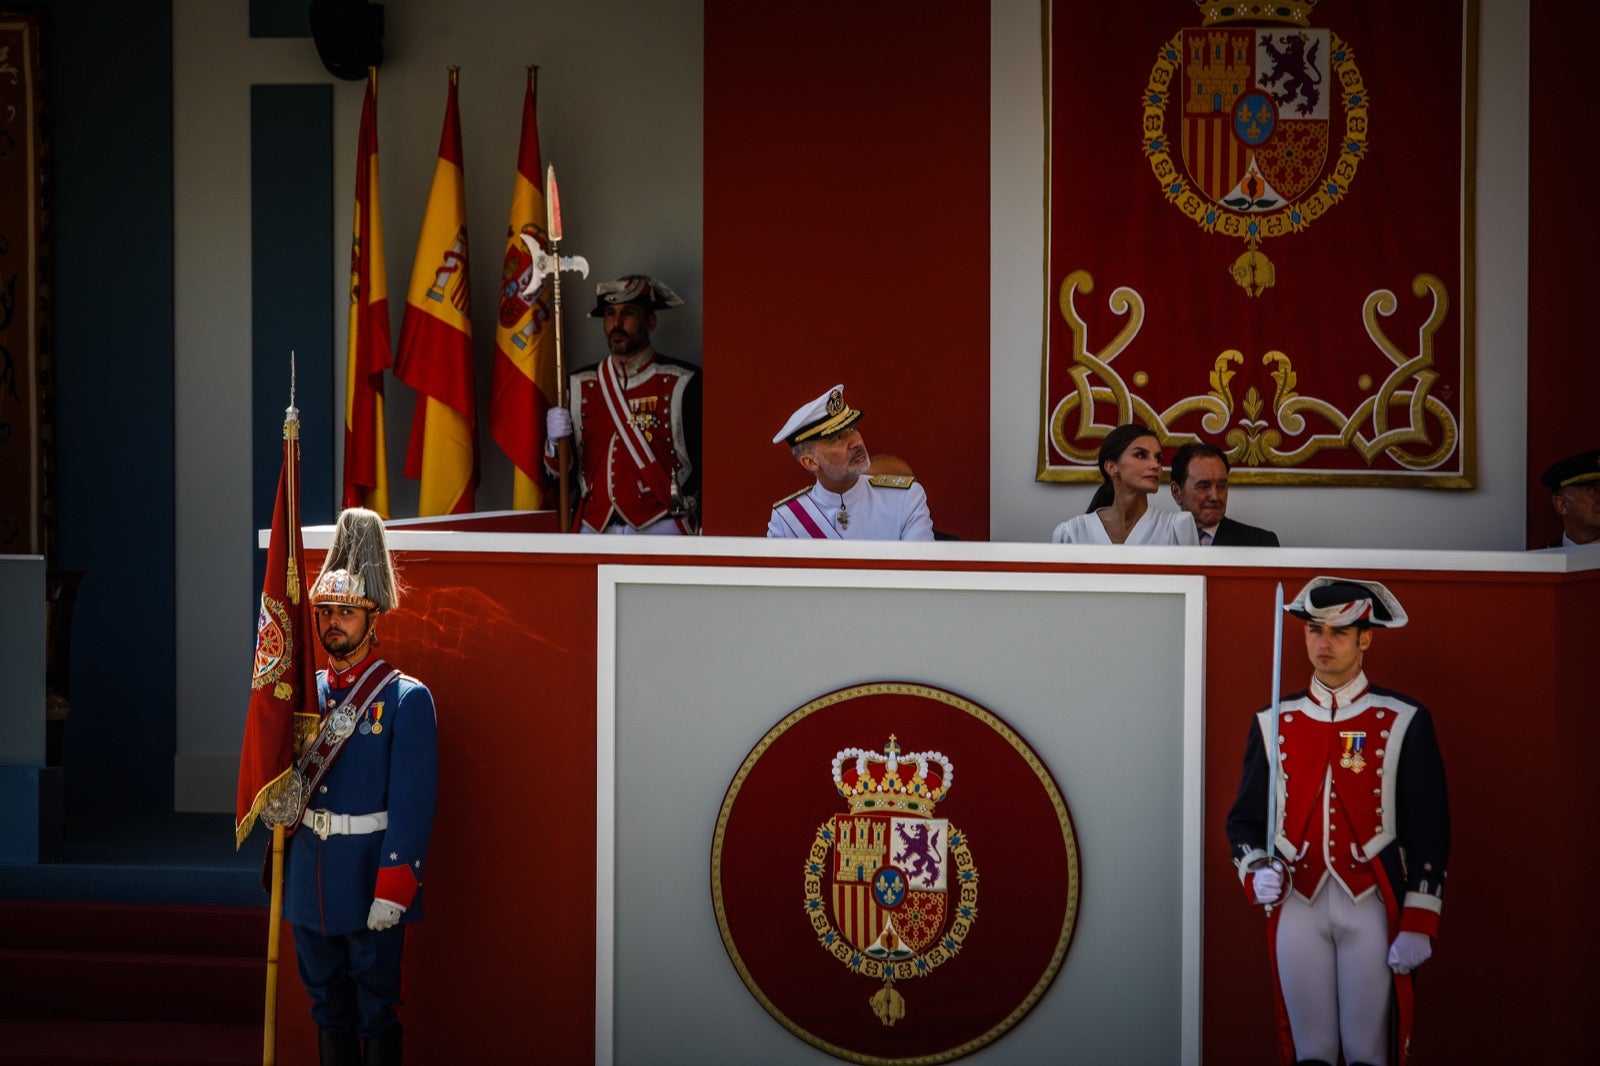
[250,85,335,601]
[43,0,176,814]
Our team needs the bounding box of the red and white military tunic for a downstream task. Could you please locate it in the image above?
[546,351,701,533]
[1226,671,1450,1064]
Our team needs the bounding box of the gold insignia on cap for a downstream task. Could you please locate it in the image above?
[777,383,865,445]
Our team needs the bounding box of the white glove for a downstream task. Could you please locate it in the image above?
[1251,865,1284,905]
[366,899,405,932]
[546,406,573,442]
[1388,930,1432,974]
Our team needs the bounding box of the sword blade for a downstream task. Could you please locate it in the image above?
[1266,581,1284,864]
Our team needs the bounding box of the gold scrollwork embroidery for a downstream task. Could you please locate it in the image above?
[1046,270,1459,476]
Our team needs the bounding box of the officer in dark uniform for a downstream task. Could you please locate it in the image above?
[274,508,438,1066]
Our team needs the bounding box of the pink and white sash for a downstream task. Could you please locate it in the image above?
[777,492,842,539]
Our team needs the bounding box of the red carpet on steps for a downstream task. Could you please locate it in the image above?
[0,900,267,1066]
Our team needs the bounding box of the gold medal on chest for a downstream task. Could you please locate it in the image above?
[1339,731,1367,773]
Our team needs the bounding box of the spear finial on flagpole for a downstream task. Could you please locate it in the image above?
[285,350,300,438]
[284,352,303,601]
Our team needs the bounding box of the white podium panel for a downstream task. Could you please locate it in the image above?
[598,567,1204,1066]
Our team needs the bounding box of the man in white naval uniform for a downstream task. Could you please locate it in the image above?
[767,384,934,541]
[1226,577,1450,1066]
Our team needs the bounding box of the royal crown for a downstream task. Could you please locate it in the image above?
[1194,1,1317,28]
[832,735,953,817]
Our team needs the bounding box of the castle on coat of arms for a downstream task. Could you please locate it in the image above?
[1186,31,1252,115]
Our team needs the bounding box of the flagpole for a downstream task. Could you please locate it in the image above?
[547,160,573,530]
[264,823,285,1066]
[261,356,304,1066]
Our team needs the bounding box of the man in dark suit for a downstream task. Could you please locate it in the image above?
[1170,442,1280,546]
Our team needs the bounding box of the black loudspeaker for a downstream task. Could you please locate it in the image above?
[309,0,385,80]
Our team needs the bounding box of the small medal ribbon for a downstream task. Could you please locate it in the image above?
[1339,731,1367,773]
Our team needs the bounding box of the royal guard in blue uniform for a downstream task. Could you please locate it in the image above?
[543,274,700,534]
[268,508,438,1066]
[767,384,935,541]
[1227,577,1449,1066]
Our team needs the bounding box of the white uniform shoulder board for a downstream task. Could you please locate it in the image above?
[772,486,810,509]
[868,474,916,489]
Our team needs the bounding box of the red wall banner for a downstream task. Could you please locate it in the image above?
[1044,0,1474,486]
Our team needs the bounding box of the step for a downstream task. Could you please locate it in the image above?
[0,1019,259,1065]
[0,947,264,1023]
[0,900,268,956]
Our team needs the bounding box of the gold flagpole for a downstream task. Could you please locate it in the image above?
[264,822,285,1066]
[261,353,305,1065]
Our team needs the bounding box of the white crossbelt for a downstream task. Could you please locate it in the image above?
[302,809,388,840]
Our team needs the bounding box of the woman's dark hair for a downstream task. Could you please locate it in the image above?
[1085,423,1159,513]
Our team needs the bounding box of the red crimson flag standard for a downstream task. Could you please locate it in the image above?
[342,68,393,516]
[235,405,320,848]
[490,67,558,511]
[396,67,478,515]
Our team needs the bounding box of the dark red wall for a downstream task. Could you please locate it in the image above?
[1201,568,1599,1063]
[702,1,991,540]
[274,550,1598,1063]
[1527,6,1600,547]
[279,553,604,1065]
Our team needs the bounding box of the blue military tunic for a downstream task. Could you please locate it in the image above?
[284,666,438,935]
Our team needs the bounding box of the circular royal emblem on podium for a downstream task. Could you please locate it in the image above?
[711,682,1080,1064]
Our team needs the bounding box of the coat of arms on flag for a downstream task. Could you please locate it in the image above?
[1044,0,1473,486]
[712,683,1079,1064]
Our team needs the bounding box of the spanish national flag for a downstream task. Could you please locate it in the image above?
[341,68,392,517]
[489,68,557,511]
[395,67,478,516]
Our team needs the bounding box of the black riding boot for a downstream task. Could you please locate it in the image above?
[319,1029,360,1066]
[363,1022,403,1066]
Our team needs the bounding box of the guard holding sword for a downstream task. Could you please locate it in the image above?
[1226,577,1450,1066]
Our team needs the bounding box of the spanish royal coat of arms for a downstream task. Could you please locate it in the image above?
[807,736,977,1026]
[712,683,1080,1064]
[1145,1,1366,297]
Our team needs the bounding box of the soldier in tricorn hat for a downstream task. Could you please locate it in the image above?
[1226,577,1449,1066]
[279,508,438,1066]
[543,273,701,534]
